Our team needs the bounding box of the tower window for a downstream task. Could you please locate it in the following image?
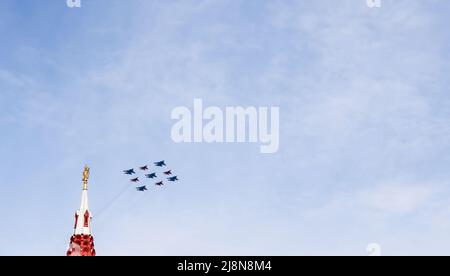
[84,210,89,227]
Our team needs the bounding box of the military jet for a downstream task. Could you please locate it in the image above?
[140,165,149,171]
[123,169,136,175]
[145,173,157,179]
[155,181,164,186]
[163,170,172,175]
[154,160,166,167]
[167,176,179,182]
[136,186,148,192]
[130,177,140,183]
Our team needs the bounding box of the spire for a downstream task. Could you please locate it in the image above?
[67,166,96,256]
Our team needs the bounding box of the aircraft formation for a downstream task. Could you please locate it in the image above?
[123,160,180,192]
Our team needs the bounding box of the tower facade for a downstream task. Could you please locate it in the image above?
[66,166,96,256]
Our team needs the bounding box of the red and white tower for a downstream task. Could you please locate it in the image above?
[66,166,96,256]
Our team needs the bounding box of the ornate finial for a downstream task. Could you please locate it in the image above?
[82,165,90,190]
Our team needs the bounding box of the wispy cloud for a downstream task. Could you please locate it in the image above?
[1,0,449,255]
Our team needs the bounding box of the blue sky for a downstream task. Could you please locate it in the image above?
[0,0,450,256]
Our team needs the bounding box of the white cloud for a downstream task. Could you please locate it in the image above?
[359,182,435,214]
[305,179,437,221]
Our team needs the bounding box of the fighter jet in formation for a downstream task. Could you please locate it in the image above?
[167,176,179,182]
[123,169,136,175]
[145,173,157,179]
[154,160,166,167]
[136,186,148,192]
[124,160,179,192]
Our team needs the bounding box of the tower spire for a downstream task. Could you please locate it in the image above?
[66,166,96,256]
